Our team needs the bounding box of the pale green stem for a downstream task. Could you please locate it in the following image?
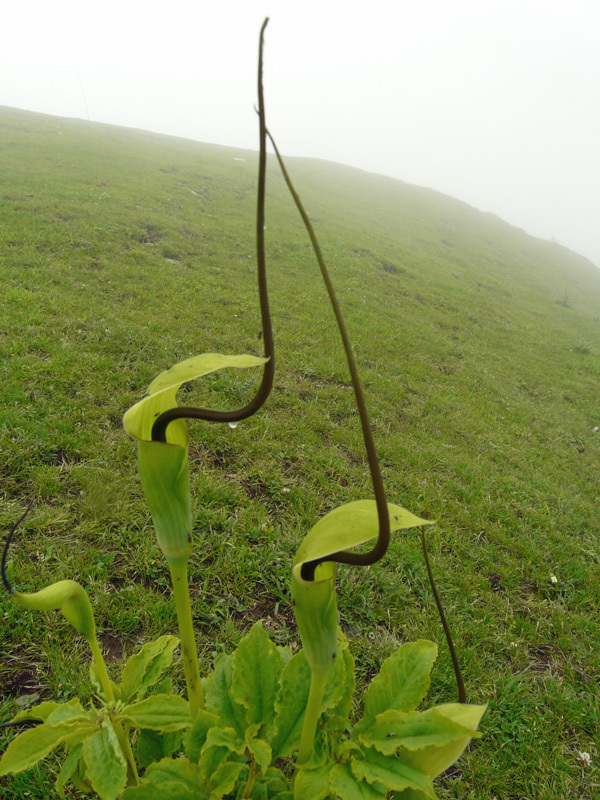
[296,667,329,766]
[88,637,114,703]
[120,725,140,787]
[88,637,139,785]
[242,755,259,799]
[169,560,203,717]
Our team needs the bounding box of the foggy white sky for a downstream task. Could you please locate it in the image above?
[2,0,599,267]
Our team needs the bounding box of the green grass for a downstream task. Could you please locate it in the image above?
[1,105,599,799]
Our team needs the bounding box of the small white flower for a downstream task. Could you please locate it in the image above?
[550,575,558,584]
[593,426,599,432]
[282,487,291,493]
[577,751,592,767]
[509,642,517,649]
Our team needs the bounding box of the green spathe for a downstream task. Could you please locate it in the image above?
[10,579,96,644]
[291,501,432,766]
[123,353,267,568]
[293,500,434,580]
[292,501,433,671]
[83,722,128,800]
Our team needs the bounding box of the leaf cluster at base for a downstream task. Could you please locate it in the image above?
[124,623,485,800]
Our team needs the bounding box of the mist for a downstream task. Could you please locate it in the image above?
[2,0,599,267]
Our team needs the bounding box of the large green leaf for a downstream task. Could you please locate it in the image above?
[119,694,191,731]
[122,784,197,800]
[399,702,487,779]
[122,757,208,800]
[82,722,128,800]
[247,737,272,774]
[208,760,245,798]
[137,728,184,770]
[10,701,60,724]
[119,635,180,703]
[294,761,336,800]
[292,500,433,579]
[203,726,246,756]
[330,763,387,800]
[359,641,438,730]
[185,709,221,763]
[231,621,283,740]
[270,650,311,759]
[351,749,435,798]
[358,707,482,756]
[322,631,354,717]
[55,743,83,799]
[0,720,94,776]
[45,699,86,725]
[204,654,247,738]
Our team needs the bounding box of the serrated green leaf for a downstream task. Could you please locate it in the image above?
[46,698,86,725]
[204,726,246,755]
[90,660,120,702]
[360,641,438,730]
[10,701,60,724]
[358,706,482,756]
[123,783,196,800]
[232,621,283,740]
[83,721,127,800]
[205,654,247,737]
[185,709,221,763]
[120,694,191,731]
[0,720,93,776]
[330,762,387,800]
[71,755,94,794]
[294,761,335,800]
[154,677,173,695]
[351,748,435,797]
[137,728,183,770]
[199,744,230,782]
[400,703,487,779]
[251,766,293,800]
[270,650,311,759]
[277,646,293,665]
[119,635,179,702]
[123,756,208,799]
[326,640,355,730]
[55,743,83,799]
[248,738,271,774]
[143,755,202,787]
[322,631,354,718]
[208,760,245,798]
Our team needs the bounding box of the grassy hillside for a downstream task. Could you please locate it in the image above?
[0,105,599,798]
